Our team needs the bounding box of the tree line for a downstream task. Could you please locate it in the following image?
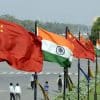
[0,14,99,44]
[0,14,90,34]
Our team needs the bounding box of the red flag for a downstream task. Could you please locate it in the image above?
[67,32,95,61]
[0,19,43,72]
[80,35,95,55]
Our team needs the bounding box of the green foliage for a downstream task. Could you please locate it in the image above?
[54,72,100,100]
[91,17,100,44]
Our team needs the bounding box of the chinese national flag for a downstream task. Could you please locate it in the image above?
[0,19,43,72]
[67,32,95,61]
[80,35,95,56]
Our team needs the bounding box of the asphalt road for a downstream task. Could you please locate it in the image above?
[0,58,99,100]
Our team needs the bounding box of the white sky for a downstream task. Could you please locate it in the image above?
[0,0,100,25]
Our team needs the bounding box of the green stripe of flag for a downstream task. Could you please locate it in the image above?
[43,51,71,67]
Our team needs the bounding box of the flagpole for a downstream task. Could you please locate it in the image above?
[94,31,99,100]
[94,54,97,100]
[78,31,80,100]
[63,27,69,100]
[63,67,68,100]
[87,32,90,100]
[87,59,90,100]
[34,21,38,100]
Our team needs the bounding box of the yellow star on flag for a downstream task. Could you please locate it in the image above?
[0,24,4,32]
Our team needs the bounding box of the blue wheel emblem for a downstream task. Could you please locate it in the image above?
[56,46,65,55]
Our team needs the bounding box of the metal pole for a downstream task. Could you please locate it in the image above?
[78,59,80,100]
[63,27,69,100]
[34,21,38,100]
[78,31,80,100]
[34,72,38,100]
[87,59,90,100]
[63,68,67,100]
[94,30,99,100]
[94,54,97,100]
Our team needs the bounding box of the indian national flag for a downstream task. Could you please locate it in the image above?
[96,39,100,56]
[38,27,74,67]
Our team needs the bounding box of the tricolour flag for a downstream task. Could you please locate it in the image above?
[38,27,74,67]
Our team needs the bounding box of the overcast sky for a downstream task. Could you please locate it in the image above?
[0,0,100,25]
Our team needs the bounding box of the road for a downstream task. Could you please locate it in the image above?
[0,58,99,100]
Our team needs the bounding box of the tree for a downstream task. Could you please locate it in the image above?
[91,17,100,44]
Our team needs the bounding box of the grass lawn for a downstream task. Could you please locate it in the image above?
[54,65,100,100]
[88,84,100,100]
[54,82,100,100]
